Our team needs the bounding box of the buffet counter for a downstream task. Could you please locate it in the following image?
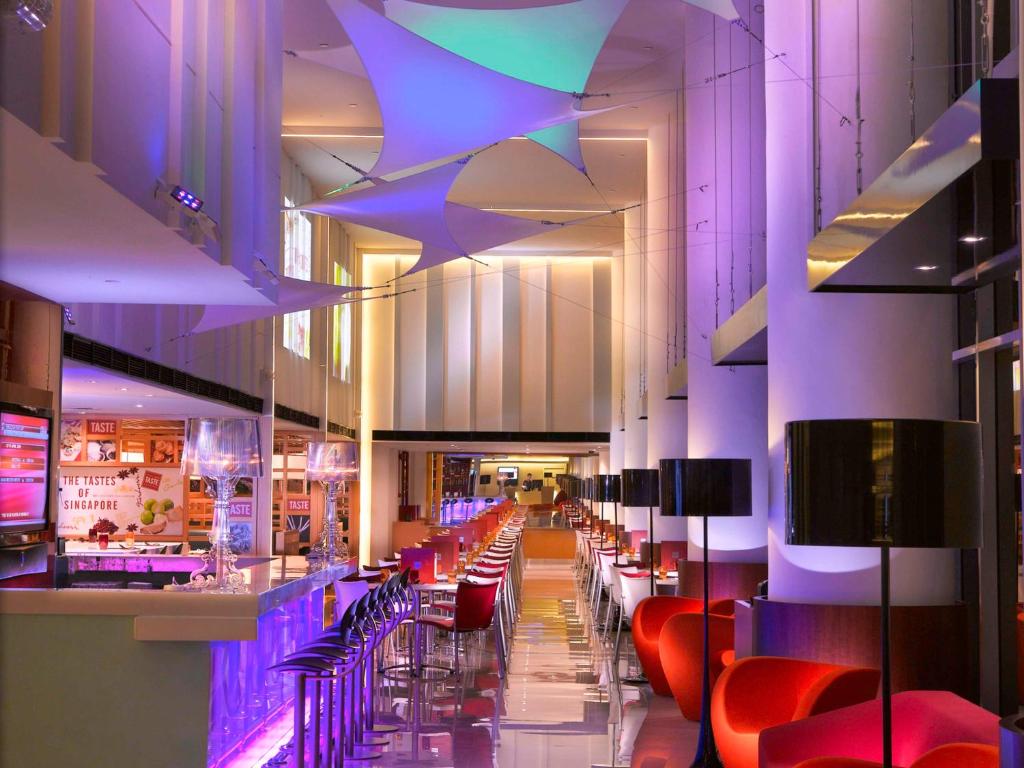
[0,556,353,768]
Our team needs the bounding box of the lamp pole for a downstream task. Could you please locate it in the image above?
[691,514,723,768]
[648,502,655,595]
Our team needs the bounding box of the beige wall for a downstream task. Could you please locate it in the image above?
[364,253,613,433]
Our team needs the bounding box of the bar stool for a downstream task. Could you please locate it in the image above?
[269,653,335,768]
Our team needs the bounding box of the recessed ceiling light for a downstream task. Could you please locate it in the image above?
[119,387,128,392]
[348,103,358,108]
[104,279,120,284]
[145,394,154,398]
[319,42,329,48]
[643,45,654,51]
[914,264,938,272]
[959,234,986,243]
[88,379,97,384]
[135,403,143,408]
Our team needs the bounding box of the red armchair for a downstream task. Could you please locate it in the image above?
[660,611,735,720]
[758,690,998,768]
[631,596,735,696]
[794,742,998,768]
[711,656,880,768]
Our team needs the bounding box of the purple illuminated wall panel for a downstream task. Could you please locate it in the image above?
[207,587,325,767]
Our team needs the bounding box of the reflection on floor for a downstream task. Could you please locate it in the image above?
[254,558,700,767]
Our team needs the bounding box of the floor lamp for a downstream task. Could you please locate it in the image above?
[585,476,596,534]
[621,468,660,596]
[660,458,752,768]
[786,419,981,768]
[596,474,622,564]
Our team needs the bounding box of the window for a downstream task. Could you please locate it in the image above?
[282,196,311,358]
[333,261,353,381]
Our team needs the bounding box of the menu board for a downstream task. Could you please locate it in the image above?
[58,466,184,537]
[0,410,50,529]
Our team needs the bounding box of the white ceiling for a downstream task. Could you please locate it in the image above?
[0,110,274,306]
[281,0,692,255]
[61,360,252,418]
[374,439,603,455]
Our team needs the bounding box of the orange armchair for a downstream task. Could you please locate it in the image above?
[660,611,735,720]
[711,656,880,768]
[794,743,998,768]
[631,596,735,696]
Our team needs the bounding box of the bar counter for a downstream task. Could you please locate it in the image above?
[0,555,353,768]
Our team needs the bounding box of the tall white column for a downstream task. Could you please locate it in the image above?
[765,0,958,605]
[622,206,648,474]
[683,4,768,562]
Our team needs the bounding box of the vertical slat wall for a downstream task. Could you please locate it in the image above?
[365,254,613,434]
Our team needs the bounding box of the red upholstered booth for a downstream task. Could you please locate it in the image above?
[659,610,735,720]
[711,656,880,768]
[631,596,734,696]
[758,690,998,768]
[793,742,998,768]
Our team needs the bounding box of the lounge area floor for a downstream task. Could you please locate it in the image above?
[297,559,698,767]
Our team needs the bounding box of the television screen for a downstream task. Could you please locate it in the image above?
[497,466,518,481]
[0,403,52,533]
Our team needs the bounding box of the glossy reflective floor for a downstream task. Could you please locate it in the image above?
[252,558,700,767]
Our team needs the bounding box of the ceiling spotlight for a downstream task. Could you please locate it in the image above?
[959,234,986,244]
[3,0,53,31]
[119,387,128,392]
[170,184,204,212]
[88,380,97,384]
[348,103,358,108]
[319,42,329,48]
[135,404,143,408]
[914,264,938,272]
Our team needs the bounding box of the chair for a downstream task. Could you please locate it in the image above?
[614,570,653,667]
[415,579,507,678]
[631,595,734,696]
[758,690,999,768]
[332,578,370,623]
[794,743,998,768]
[660,610,735,721]
[712,656,881,768]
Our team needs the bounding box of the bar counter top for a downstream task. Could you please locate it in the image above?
[0,555,353,641]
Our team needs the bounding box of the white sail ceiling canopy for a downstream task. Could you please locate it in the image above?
[188,277,365,335]
[295,156,559,273]
[328,0,615,177]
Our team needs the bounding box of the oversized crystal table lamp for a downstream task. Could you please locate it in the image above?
[181,417,263,592]
[306,441,359,566]
[786,419,981,768]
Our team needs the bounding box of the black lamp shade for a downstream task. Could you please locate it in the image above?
[621,468,659,507]
[594,474,621,503]
[785,419,981,548]
[658,458,752,518]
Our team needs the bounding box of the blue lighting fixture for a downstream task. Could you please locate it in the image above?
[170,185,204,212]
[6,0,52,31]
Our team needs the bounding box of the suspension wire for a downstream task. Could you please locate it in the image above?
[729,17,736,317]
[712,24,720,330]
[748,0,754,301]
[909,0,916,141]
[854,0,864,195]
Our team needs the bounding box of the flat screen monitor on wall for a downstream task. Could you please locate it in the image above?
[0,402,52,534]
[497,466,518,482]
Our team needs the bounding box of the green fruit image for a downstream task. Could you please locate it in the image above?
[161,498,174,512]
[143,499,157,512]
[140,510,155,525]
